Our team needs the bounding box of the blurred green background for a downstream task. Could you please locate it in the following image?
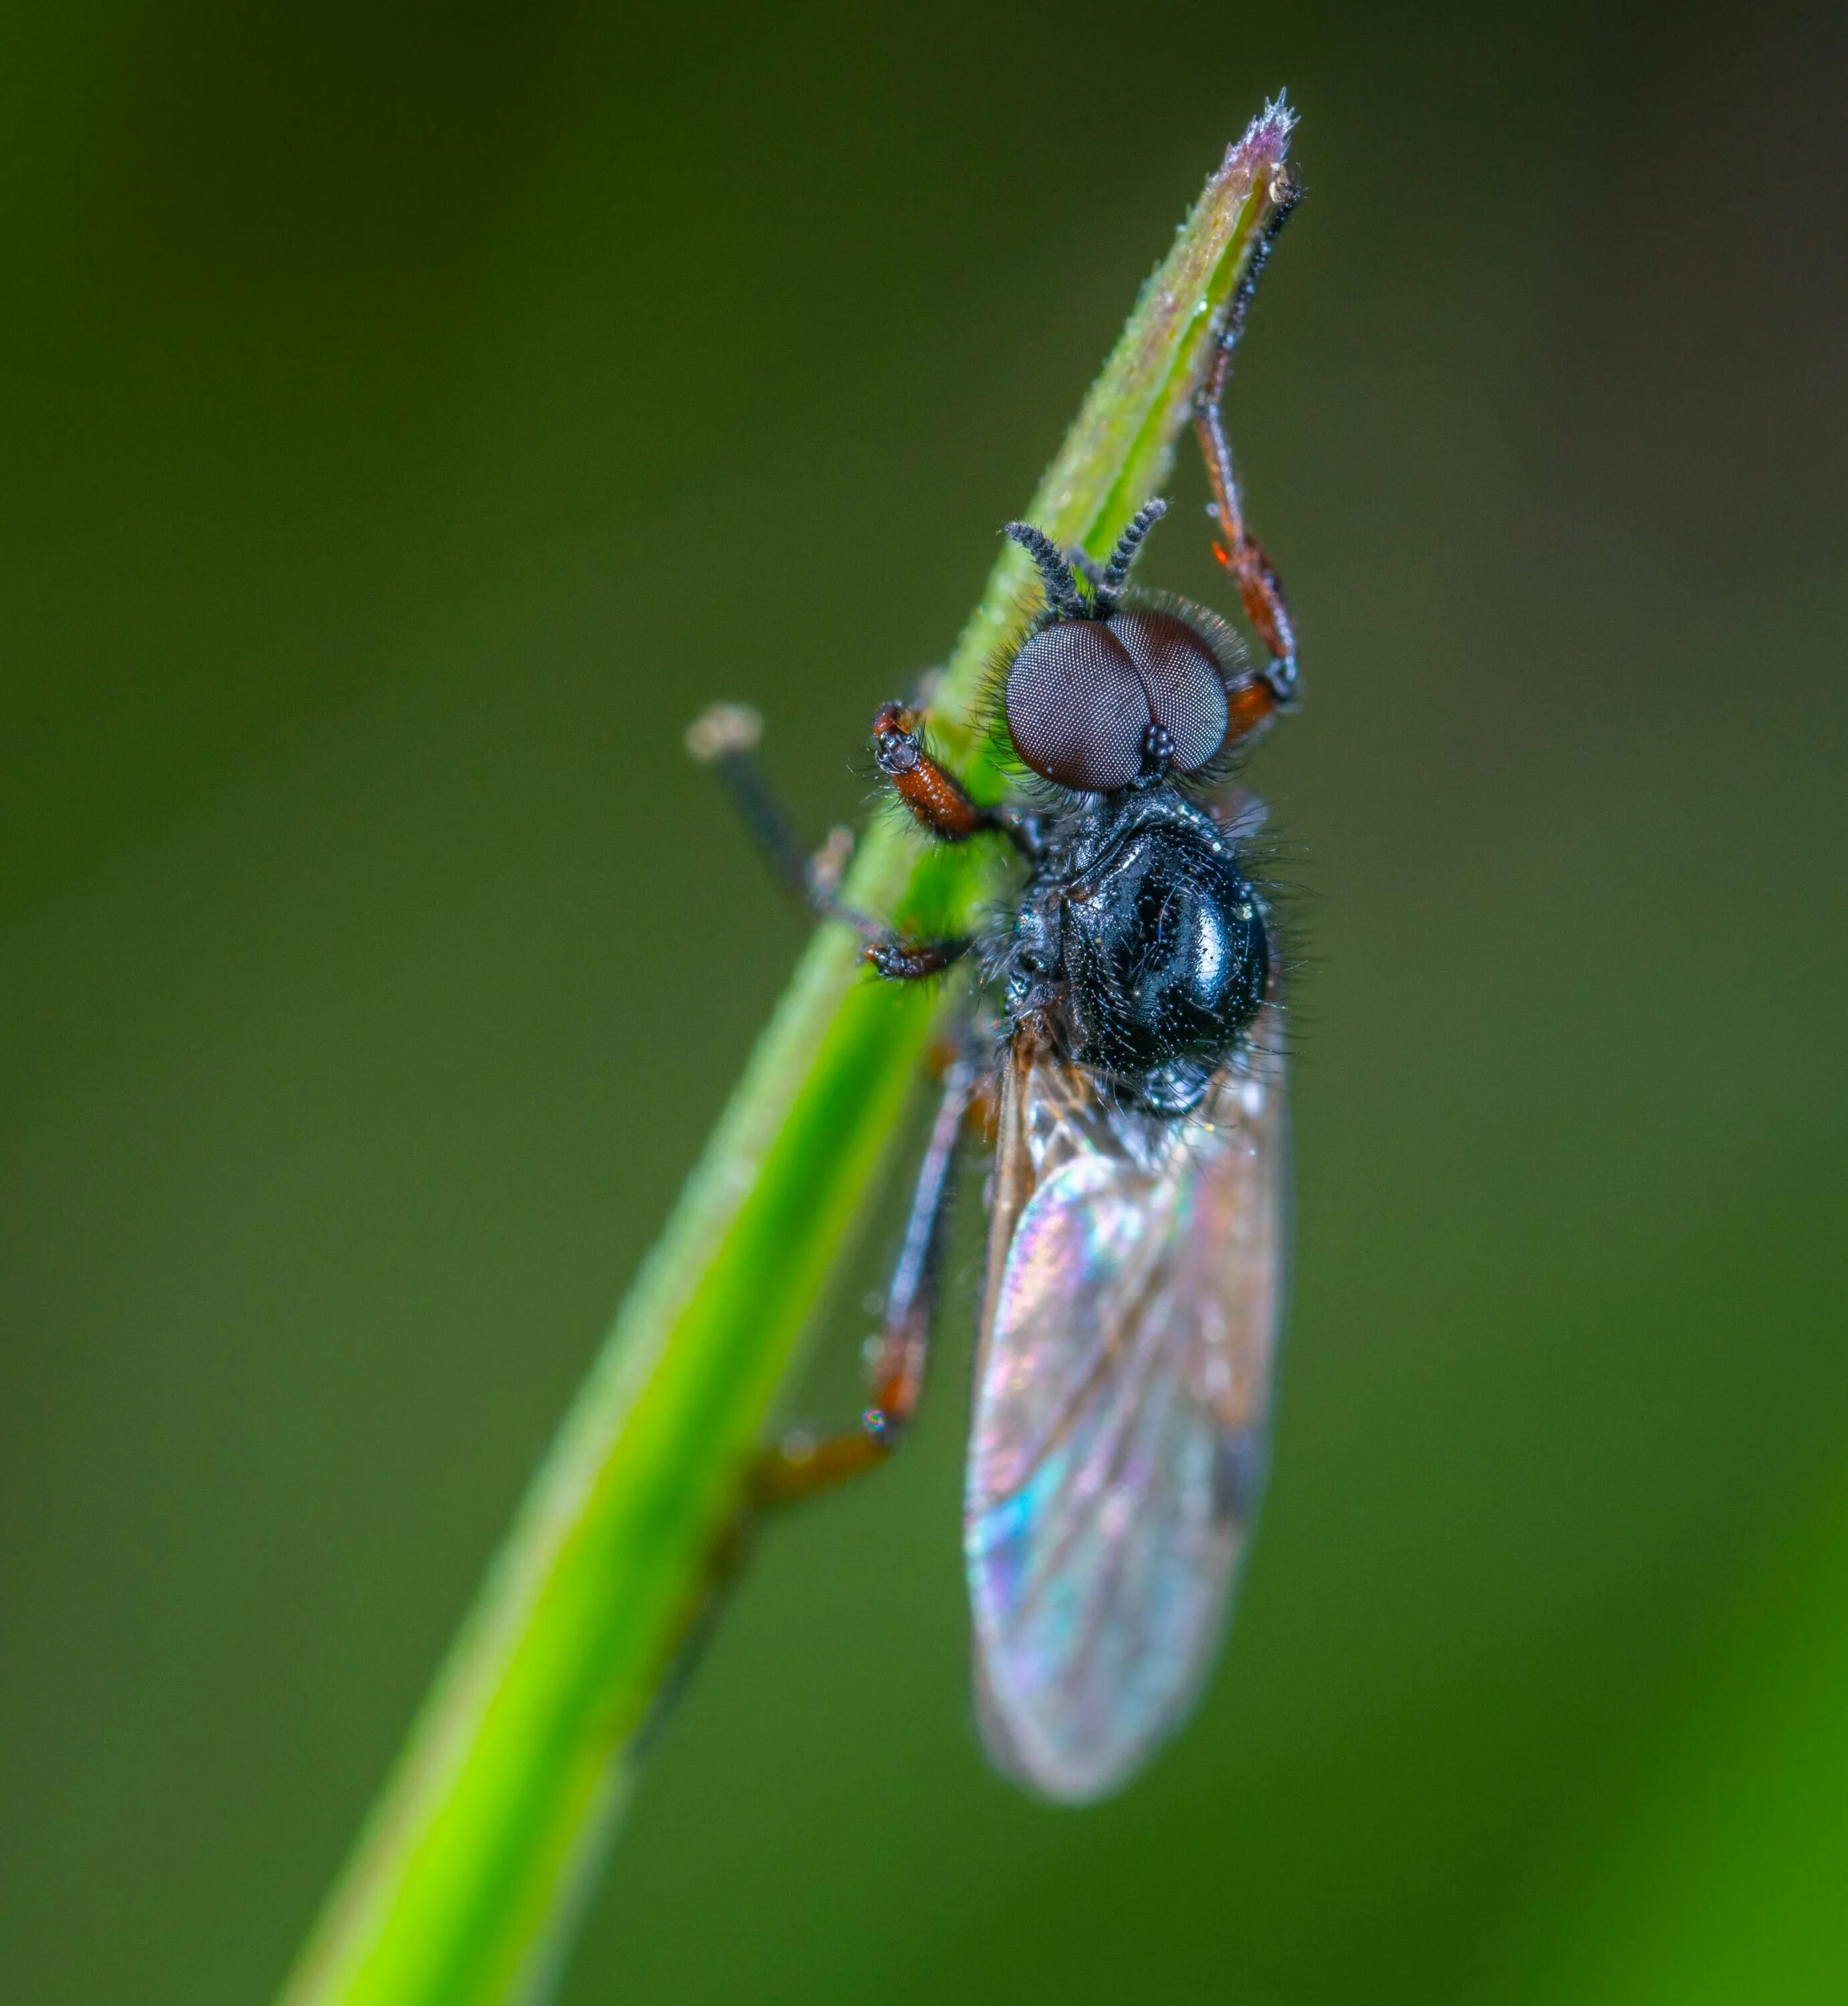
[4,1,1847,2000]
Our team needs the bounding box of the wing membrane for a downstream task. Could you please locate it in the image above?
[965,1014,1288,1801]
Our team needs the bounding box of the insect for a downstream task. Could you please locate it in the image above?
[688,164,1300,1801]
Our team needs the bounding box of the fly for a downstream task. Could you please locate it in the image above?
[688,142,1302,1801]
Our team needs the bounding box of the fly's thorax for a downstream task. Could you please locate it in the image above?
[1022,790,1267,1113]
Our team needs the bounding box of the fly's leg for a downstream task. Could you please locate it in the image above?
[865,934,973,980]
[1193,165,1302,746]
[753,1050,976,1505]
[684,697,943,962]
[1197,346,1298,695]
[871,701,1038,859]
[645,1048,977,1748]
[854,699,1038,980]
[685,702,860,915]
[686,700,1023,980]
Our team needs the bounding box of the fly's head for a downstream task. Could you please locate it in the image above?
[1000,502,1246,795]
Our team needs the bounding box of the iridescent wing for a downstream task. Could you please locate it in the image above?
[963,1011,1288,1801]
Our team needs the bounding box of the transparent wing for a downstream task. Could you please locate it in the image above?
[964,1012,1288,1802]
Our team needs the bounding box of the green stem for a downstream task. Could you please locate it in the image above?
[278,98,1296,2006]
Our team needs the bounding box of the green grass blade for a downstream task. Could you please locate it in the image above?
[278,97,1298,2006]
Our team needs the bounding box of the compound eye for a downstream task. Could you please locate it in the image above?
[1106,610,1230,773]
[1004,622,1149,792]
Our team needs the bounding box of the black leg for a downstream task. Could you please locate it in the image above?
[647,1044,979,1755]
[754,1050,977,1504]
[643,1045,981,1760]
[685,702,860,916]
[865,935,973,980]
[687,699,1026,980]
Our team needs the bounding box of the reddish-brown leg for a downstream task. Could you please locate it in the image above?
[1197,361,1298,681]
[753,1051,976,1505]
[1193,168,1301,744]
[872,703,1038,858]
[852,702,1038,983]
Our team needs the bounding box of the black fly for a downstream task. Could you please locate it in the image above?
[689,127,1302,1798]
